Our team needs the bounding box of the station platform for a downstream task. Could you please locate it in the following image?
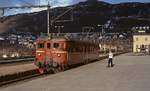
[0,63,37,76]
[1,53,150,91]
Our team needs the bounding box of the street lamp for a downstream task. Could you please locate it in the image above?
[147,26,149,30]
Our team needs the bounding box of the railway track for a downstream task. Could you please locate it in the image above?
[0,69,40,87]
[0,57,34,64]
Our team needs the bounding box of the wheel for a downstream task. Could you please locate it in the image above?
[64,64,69,70]
[53,68,60,73]
[61,65,65,71]
[84,59,89,64]
[86,59,90,64]
[83,60,87,64]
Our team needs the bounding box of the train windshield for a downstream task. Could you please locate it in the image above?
[47,43,51,49]
[53,43,59,49]
[38,43,44,48]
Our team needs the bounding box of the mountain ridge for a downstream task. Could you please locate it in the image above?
[0,0,150,34]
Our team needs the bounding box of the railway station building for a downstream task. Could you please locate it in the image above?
[133,32,150,53]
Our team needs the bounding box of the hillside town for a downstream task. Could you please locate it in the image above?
[0,30,36,58]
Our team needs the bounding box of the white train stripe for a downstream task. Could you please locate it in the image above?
[36,51,45,53]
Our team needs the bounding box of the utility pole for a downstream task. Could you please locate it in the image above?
[47,2,50,36]
[0,9,4,17]
[0,2,74,37]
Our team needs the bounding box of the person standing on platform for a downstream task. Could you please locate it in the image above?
[107,50,114,67]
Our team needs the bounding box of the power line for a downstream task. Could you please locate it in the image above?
[18,0,33,6]
[0,5,48,9]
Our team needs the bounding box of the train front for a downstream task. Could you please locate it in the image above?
[35,38,68,73]
[34,39,46,74]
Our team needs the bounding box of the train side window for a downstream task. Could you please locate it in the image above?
[47,43,51,49]
[53,43,59,48]
[38,43,44,48]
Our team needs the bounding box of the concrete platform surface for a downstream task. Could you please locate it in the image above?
[1,53,150,91]
[0,63,37,76]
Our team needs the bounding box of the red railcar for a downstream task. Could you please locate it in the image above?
[35,37,99,73]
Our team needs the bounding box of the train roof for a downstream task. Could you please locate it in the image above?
[36,37,98,45]
[36,33,99,45]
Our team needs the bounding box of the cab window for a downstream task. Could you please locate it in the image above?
[53,43,59,48]
[47,43,51,49]
[38,43,44,48]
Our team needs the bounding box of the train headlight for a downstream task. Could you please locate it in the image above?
[57,54,61,57]
[38,53,41,56]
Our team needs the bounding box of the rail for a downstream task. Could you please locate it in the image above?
[0,57,34,64]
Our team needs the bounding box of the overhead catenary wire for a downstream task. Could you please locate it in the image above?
[17,0,33,6]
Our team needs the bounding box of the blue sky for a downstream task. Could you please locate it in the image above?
[104,0,150,3]
[0,0,150,16]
